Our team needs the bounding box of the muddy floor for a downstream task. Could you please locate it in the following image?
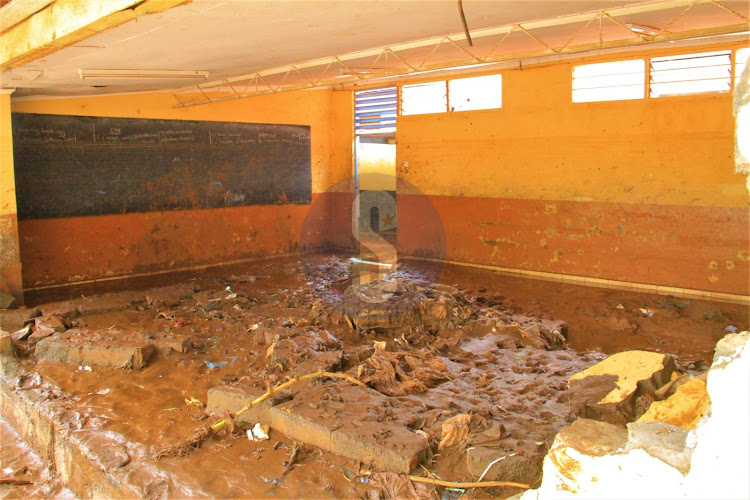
[5,254,747,499]
[0,418,73,499]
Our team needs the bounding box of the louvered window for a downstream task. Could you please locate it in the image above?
[355,86,397,135]
[572,60,645,103]
[650,50,731,97]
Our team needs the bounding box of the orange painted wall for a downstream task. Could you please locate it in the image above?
[11,89,354,287]
[395,42,749,295]
[0,93,23,301]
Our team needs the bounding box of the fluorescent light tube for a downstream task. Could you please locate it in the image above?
[79,69,209,80]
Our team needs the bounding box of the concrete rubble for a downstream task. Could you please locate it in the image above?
[520,331,750,499]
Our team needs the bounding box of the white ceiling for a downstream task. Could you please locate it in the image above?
[2,0,748,98]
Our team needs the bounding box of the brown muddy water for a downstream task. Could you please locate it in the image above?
[5,254,747,499]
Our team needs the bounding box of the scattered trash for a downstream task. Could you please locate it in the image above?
[616,303,624,310]
[247,323,260,331]
[185,397,203,407]
[204,356,238,368]
[638,308,654,317]
[252,423,270,441]
[95,388,111,395]
[77,365,92,372]
[442,487,466,500]
[225,286,232,293]
[725,325,738,333]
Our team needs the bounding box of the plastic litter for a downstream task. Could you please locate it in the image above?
[252,423,270,441]
[77,365,92,372]
[638,308,654,317]
[95,388,111,395]
[616,303,624,310]
[725,325,739,333]
[205,356,238,368]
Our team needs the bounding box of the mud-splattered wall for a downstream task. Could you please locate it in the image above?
[396,42,749,296]
[0,92,23,303]
[11,89,354,288]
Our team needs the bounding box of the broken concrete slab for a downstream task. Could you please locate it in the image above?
[682,331,750,499]
[28,326,56,348]
[269,382,429,473]
[521,418,686,499]
[35,335,154,369]
[638,377,710,430]
[34,316,66,333]
[206,385,274,425]
[567,350,676,424]
[11,324,32,341]
[624,421,692,474]
[0,290,17,309]
[1,328,13,356]
[39,294,134,321]
[522,332,750,500]
[0,307,41,332]
[151,334,192,354]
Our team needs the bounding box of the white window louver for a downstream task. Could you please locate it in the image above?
[572,59,646,103]
[650,50,732,97]
[355,86,397,135]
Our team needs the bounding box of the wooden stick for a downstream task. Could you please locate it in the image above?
[408,476,530,490]
[210,370,365,432]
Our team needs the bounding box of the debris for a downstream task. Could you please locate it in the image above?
[185,397,204,407]
[171,318,191,328]
[11,325,31,341]
[27,326,56,347]
[77,365,92,372]
[616,304,624,310]
[283,442,300,475]
[155,370,365,460]
[248,323,260,331]
[357,349,448,396]
[639,308,655,317]
[408,475,529,490]
[224,274,257,284]
[252,423,270,441]
[95,388,111,395]
[0,292,17,310]
[205,356,238,368]
[439,414,472,450]
[373,341,387,351]
[477,452,517,482]
[725,325,738,333]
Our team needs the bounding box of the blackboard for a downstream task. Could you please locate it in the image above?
[11,113,311,220]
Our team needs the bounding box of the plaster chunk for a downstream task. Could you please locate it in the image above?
[569,351,674,405]
[638,377,710,430]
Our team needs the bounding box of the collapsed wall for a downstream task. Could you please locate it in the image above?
[521,331,750,499]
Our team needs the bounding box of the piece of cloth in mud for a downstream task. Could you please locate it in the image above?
[439,413,506,450]
[368,472,438,500]
[356,349,448,396]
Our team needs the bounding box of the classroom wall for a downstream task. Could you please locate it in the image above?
[0,92,23,302]
[396,42,750,296]
[11,89,354,287]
